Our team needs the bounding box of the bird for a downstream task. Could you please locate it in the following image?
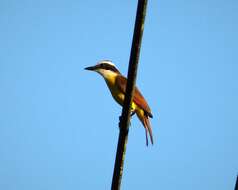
[85,60,153,146]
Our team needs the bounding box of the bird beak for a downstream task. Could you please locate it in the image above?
[84,66,96,71]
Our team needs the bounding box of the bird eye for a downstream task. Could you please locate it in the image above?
[101,63,109,70]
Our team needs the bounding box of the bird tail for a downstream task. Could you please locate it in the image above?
[136,110,154,146]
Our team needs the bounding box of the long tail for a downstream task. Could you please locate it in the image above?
[136,110,154,146]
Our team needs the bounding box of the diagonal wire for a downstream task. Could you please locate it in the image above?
[235,175,238,190]
[111,0,148,189]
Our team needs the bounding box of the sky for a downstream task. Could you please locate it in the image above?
[0,0,238,189]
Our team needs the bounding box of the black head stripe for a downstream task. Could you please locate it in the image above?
[100,63,120,73]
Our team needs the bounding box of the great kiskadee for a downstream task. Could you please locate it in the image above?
[85,60,153,146]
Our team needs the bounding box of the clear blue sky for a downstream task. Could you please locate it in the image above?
[0,0,237,189]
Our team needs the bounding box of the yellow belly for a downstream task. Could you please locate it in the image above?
[105,79,137,111]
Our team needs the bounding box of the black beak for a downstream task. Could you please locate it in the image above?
[84,66,96,71]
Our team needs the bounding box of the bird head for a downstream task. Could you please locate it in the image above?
[85,60,121,78]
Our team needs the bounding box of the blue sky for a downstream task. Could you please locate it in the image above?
[0,0,237,189]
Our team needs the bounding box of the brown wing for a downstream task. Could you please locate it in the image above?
[116,75,153,118]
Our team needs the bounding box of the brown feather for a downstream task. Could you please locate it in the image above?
[115,75,153,118]
[136,110,154,146]
[116,75,154,145]
[144,116,154,145]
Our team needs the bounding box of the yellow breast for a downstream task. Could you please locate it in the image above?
[104,75,137,111]
[99,70,137,111]
[105,76,124,106]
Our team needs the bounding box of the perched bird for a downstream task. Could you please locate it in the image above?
[85,60,153,146]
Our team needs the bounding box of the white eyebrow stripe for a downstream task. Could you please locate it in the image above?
[98,60,115,66]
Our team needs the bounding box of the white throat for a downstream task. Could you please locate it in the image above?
[97,69,117,80]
